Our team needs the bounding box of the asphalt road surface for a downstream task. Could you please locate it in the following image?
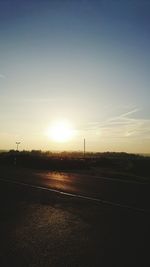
[0,166,150,266]
[0,167,149,212]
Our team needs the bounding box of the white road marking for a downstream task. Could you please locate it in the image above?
[0,178,149,213]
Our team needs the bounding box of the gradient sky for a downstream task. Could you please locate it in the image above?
[0,0,150,152]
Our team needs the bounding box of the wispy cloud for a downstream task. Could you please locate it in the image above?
[83,108,150,140]
[108,108,140,122]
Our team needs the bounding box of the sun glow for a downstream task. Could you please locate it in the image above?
[47,120,75,142]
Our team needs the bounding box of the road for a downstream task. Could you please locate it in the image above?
[0,167,150,266]
[0,167,150,212]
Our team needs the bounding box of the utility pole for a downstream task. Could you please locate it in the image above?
[14,142,20,166]
[84,138,85,158]
[16,142,20,151]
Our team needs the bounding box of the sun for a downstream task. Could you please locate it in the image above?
[47,120,75,142]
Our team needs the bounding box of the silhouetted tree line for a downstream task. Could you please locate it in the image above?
[0,150,149,176]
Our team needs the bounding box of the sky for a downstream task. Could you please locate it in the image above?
[0,0,150,153]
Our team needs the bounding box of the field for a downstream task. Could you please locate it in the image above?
[0,151,150,182]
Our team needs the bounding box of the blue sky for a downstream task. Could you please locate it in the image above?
[0,0,150,152]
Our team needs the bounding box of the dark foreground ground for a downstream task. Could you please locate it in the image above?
[0,181,149,267]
